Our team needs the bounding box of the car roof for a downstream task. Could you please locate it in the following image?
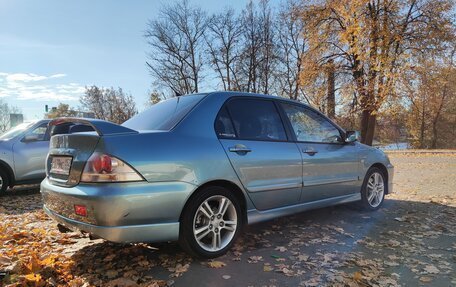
[201,91,346,133]
[205,91,308,106]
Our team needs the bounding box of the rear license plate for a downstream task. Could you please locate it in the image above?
[50,156,72,175]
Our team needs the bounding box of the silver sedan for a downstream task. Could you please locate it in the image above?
[0,120,50,192]
[41,92,393,258]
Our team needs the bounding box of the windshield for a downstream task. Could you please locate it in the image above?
[0,122,36,140]
[123,94,206,131]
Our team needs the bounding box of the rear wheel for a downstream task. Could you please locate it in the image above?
[179,186,242,258]
[360,167,386,211]
[0,169,9,193]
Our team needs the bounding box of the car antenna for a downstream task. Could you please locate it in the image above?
[175,91,182,97]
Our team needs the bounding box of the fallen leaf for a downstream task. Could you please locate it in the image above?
[248,256,263,263]
[424,265,440,274]
[275,246,287,252]
[277,267,293,276]
[297,254,309,262]
[106,269,119,279]
[420,276,433,283]
[387,239,401,247]
[394,217,406,222]
[106,277,139,287]
[207,261,226,268]
[0,256,12,266]
[353,271,363,282]
[25,273,44,285]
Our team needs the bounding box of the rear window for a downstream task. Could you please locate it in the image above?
[123,94,206,131]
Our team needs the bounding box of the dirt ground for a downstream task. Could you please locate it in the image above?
[0,152,455,286]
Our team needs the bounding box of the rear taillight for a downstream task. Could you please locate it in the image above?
[81,153,143,182]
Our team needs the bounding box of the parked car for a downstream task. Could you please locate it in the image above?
[0,119,95,193]
[0,120,51,192]
[41,92,394,258]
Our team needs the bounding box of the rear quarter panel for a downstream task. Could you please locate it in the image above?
[98,93,255,210]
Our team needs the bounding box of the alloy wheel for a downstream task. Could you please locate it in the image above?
[193,195,237,252]
[366,172,385,208]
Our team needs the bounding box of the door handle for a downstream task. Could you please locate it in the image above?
[303,148,318,156]
[229,144,252,153]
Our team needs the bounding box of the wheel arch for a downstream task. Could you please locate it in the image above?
[180,179,248,225]
[369,163,389,194]
[0,159,15,187]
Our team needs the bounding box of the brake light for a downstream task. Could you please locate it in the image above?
[92,154,112,173]
[81,153,143,182]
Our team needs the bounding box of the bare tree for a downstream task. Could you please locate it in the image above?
[0,99,20,133]
[205,8,243,91]
[236,0,277,94]
[80,86,137,124]
[274,0,308,100]
[257,0,276,94]
[237,1,262,93]
[145,0,207,96]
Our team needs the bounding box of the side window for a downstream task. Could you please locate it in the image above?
[215,107,236,138]
[29,124,48,141]
[281,103,341,143]
[226,99,287,141]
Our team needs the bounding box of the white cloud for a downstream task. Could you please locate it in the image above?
[0,72,83,101]
[50,73,66,79]
[5,72,67,82]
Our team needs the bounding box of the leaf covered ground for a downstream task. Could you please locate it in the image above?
[1,152,455,286]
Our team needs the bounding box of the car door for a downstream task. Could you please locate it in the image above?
[279,103,359,202]
[12,122,50,181]
[216,98,303,210]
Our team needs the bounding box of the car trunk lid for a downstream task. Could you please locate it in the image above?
[46,118,138,186]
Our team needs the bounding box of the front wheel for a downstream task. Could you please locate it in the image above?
[360,167,386,211]
[0,169,9,193]
[179,186,242,258]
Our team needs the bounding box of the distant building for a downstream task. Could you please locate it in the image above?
[78,112,95,118]
[9,114,24,127]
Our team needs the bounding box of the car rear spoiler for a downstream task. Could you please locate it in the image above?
[48,117,138,136]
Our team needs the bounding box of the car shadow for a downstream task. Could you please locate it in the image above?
[2,184,40,195]
[0,184,42,215]
[67,197,456,286]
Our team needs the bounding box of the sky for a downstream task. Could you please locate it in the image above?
[0,0,250,120]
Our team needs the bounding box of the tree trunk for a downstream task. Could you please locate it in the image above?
[365,112,376,146]
[360,110,370,144]
[431,120,438,149]
[419,105,426,148]
[326,60,335,119]
[360,109,376,146]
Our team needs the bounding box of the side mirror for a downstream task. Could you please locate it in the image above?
[345,130,360,143]
[22,134,40,142]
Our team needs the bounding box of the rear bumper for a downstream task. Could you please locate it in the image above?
[44,205,179,242]
[41,178,197,243]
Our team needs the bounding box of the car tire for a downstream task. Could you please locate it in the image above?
[0,169,9,193]
[359,167,386,211]
[179,186,243,259]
